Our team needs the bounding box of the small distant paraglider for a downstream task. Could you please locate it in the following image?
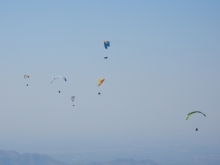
[98,78,105,95]
[104,40,110,59]
[51,76,67,93]
[186,111,206,131]
[24,74,30,86]
[71,96,75,106]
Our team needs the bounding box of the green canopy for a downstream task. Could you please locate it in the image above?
[186,111,206,120]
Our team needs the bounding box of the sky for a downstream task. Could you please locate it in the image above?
[0,0,220,164]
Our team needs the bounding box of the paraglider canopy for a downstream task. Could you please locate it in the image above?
[71,96,75,106]
[51,76,67,83]
[24,75,30,79]
[24,74,30,86]
[104,40,110,49]
[186,111,206,120]
[71,96,75,102]
[98,78,105,86]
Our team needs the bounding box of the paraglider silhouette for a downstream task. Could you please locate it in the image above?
[51,76,67,94]
[98,78,105,95]
[104,40,110,59]
[24,75,30,86]
[71,96,75,106]
[186,111,205,131]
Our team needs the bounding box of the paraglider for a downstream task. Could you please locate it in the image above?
[71,96,75,106]
[24,74,30,86]
[186,111,206,131]
[104,40,110,59]
[98,78,105,95]
[186,111,206,120]
[51,76,67,93]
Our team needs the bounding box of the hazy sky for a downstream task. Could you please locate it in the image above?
[0,0,220,164]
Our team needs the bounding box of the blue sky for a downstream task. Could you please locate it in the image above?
[0,1,220,164]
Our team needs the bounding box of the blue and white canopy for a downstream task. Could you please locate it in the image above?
[104,40,110,49]
[51,76,67,83]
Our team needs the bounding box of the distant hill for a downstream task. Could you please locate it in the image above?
[0,150,159,165]
[73,158,159,165]
[0,150,69,165]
